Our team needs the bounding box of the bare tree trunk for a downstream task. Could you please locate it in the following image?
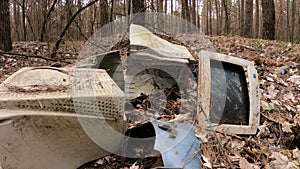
[191,0,196,26]
[127,0,131,16]
[298,1,300,42]
[215,0,220,35]
[157,0,163,12]
[244,0,253,37]
[184,0,191,23]
[181,0,191,32]
[13,1,21,41]
[110,0,115,22]
[100,0,109,27]
[291,0,295,42]
[40,0,58,42]
[164,0,168,13]
[88,0,95,36]
[240,0,244,35]
[205,0,209,34]
[22,0,27,41]
[255,0,259,38]
[276,0,284,40]
[261,0,275,40]
[171,0,173,15]
[132,0,145,25]
[196,0,200,28]
[286,0,290,41]
[0,0,12,51]
[222,0,230,34]
[132,0,145,13]
[209,0,212,34]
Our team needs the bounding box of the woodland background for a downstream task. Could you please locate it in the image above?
[1,0,300,52]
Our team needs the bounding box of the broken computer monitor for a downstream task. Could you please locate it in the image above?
[198,50,260,134]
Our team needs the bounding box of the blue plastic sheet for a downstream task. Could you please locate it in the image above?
[150,119,201,169]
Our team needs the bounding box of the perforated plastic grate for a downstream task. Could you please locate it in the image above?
[0,67,124,119]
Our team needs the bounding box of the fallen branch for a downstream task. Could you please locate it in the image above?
[0,51,71,64]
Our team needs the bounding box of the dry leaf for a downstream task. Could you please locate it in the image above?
[201,155,212,169]
[239,157,260,169]
[266,76,274,82]
[130,162,139,169]
[296,105,300,112]
[96,159,105,165]
[270,152,296,169]
[257,121,269,137]
[229,153,241,162]
[294,114,300,125]
[281,121,295,133]
[195,127,208,142]
[292,148,300,161]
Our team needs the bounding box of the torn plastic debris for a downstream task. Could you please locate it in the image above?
[150,119,201,169]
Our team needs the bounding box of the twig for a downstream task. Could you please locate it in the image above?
[260,112,281,124]
[216,131,246,141]
[0,51,71,64]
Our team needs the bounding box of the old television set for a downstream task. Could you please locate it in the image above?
[198,50,260,134]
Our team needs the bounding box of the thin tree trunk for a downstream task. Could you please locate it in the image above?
[240,0,244,35]
[291,0,295,42]
[100,0,109,27]
[287,0,290,41]
[110,0,115,22]
[192,0,197,26]
[276,0,284,40]
[255,0,259,38]
[298,1,300,42]
[171,0,173,15]
[209,0,212,34]
[196,0,199,28]
[215,0,220,35]
[40,0,58,42]
[0,0,12,51]
[157,0,163,28]
[244,0,253,38]
[22,0,27,41]
[222,0,230,34]
[184,0,191,23]
[205,0,209,34]
[181,0,190,32]
[13,1,21,41]
[132,0,145,13]
[165,0,168,13]
[132,0,145,25]
[261,0,275,40]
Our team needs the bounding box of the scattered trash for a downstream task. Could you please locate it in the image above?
[150,119,201,169]
[275,64,293,75]
[0,67,125,169]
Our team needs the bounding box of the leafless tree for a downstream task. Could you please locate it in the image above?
[261,0,275,40]
[0,0,12,51]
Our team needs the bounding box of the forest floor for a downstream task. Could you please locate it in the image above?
[0,36,299,169]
